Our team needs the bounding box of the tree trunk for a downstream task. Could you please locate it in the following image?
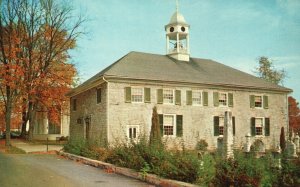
[5,86,12,147]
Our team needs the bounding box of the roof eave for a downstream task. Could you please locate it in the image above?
[66,75,105,97]
[104,75,292,93]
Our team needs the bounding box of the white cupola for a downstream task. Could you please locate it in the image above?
[165,3,190,61]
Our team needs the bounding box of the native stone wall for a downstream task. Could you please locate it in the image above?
[107,81,288,150]
[69,83,107,146]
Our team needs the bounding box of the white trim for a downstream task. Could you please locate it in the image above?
[163,89,175,105]
[192,90,202,106]
[254,117,265,137]
[254,95,263,109]
[163,114,176,137]
[219,92,228,107]
[126,125,140,141]
[131,87,144,103]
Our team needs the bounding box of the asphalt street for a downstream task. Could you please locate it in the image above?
[0,153,153,187]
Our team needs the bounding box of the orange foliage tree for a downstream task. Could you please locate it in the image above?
[0,21,26,145]
[288,96,300,134]
[0,0,84,144]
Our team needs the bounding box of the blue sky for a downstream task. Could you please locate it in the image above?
[70,0,300,101]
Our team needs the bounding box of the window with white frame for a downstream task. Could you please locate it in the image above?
[255,96,262,108]
[219,116,224,135]
[131,87,143,103]
[127,125,139,140]
[163,115,175,136]
[255,118,263,135]
[163,89,174,104]
[192,90,202,105]
[219,93,227,106]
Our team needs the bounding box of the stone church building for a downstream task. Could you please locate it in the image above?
[68,8,292,150]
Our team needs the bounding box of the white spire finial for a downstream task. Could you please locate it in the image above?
[176,0,179,12]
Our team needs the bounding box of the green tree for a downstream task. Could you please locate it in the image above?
[255,56,286,85]
[149,106,162,147]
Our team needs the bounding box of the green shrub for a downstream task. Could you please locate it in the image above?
[195,139,208,152]
[278,156,300,186]
[196,153,215,186]
[213,152,278,187]
[63,138,99,159]
[104,139,202,183]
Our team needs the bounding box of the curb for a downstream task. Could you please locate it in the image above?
[57,151,199,187]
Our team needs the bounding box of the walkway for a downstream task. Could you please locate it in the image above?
[11,139,63,153]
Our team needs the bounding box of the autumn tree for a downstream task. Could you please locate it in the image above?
[0,0,84,144]
[0,21,26,146]
[255,56,286,85]
[288,96,300,134]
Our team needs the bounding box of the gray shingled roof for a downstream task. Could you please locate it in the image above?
[73,51,291,93]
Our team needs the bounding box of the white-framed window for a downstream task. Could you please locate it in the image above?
[219,93,227,106]
[127,125,139,140]
[219,116,224,135]
[163,114,176,136]
[131,87,143,103]
[255,118,263,135]
[255,96,262,108]
[192,90,202,105]
[163,89,174,104]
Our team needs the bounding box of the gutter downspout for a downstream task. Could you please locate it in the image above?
[102,76,109,145]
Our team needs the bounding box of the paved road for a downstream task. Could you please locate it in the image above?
[0,153,153,187]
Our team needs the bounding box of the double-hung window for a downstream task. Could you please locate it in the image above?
[163,89,174,104]
[214,116,235,136]
[192,90,202,105]
[250,95,268,109]
[255,118,263,135]
[219,116,224,135]
[251,117,270,136]
[255,96,262,108]
[219,93,227,106]
[163,115,175,136]
[131,87,143,103]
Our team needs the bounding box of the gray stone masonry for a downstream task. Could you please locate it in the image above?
[69,79,288,150]
[106,80,288,150]
[69,83,107,146]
